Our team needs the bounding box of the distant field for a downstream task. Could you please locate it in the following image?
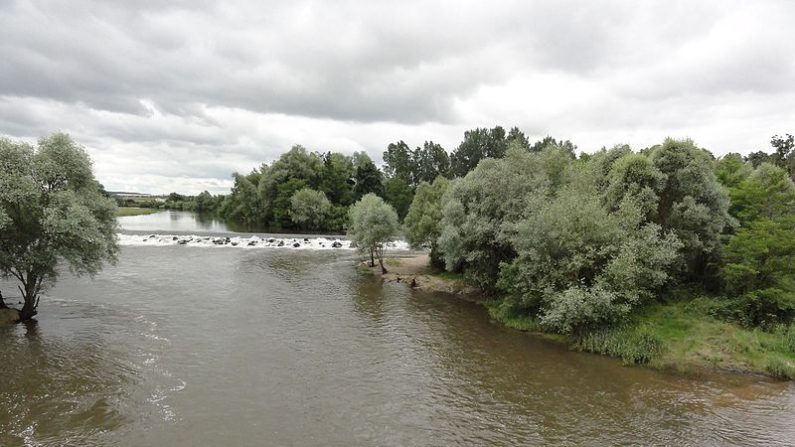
[116,207,159,217]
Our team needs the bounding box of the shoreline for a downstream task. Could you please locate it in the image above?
[366,254,795,381]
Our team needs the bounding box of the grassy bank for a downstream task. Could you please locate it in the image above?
[486,296,795,379]
[116,207,159,217]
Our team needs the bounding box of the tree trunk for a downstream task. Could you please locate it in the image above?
[17,276,39,321]
[19,298,37,321]
[369,248,375,267]
[0,291,6,309]
[378,257,388,275]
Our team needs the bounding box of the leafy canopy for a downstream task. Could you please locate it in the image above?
[0,133,118,318]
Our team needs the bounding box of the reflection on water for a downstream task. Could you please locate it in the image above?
[118,210,232,233]
[1,246,794,446]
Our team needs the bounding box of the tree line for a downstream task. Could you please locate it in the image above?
[403,136,795,335]
[212,126,576,232]
[2,130,792,329]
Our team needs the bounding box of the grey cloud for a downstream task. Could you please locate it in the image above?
[1,0,795,193]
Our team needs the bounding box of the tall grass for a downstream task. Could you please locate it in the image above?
[574,325,664,365]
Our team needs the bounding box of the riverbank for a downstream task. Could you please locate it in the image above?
[370,255,795,380]
[116,207,159,217]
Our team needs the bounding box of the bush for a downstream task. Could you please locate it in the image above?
[732,288,795,329]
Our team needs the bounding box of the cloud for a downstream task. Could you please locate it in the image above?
[1,0,794,193]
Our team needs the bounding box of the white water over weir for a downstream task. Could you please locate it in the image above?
[117,233,411,251]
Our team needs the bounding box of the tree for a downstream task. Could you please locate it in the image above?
[450,126,508,177]
[770,133,794,181]
[194,190,220,214]
[648,138,734,279]
[347,194,399,274]
[383,141,416,185]
[413,141,451,183]
[746,151,773,168]
[219,170,262,227]
[403,177,450,268]
[715,153,752,188]
[722,217,795,327]
[383,177,414,221]
[499,179,681,334]
[506,127,530,151]
[728,163,795,224]
[257,145,324,227]
[352,153,385,200]
[438,146,560,290]
[529,136,577,158]
[0,133,119,321]
[319,152,355,206]
[289,188,331,230]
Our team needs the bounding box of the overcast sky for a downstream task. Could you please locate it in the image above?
[1,1,794,194]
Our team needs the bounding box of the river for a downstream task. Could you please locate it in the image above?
[1,211,793,446]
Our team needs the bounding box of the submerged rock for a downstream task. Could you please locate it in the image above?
[332,241,343,248]
[277,241,284,247]
[293,243,301,248]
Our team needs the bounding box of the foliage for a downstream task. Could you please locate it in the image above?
[528,135,577,158]
[715,153,752,188]
[450,126,509,177]
[438,147,555,290]
[403,177,450,267]
[721,217,795,327]
[383,177,414,220]
[647,138,734,279]
[347,194,399,273]
[728,163,795,224]
[289,188,331,230]
[219,170,262,226]
[499,177,682,334]
[352,153,385,200]
[0,133,119,320]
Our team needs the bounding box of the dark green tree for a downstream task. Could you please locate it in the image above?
[383,177,414,220]
[413,141,450,183]
[383,141,416,185]
[450,126,508,177]
[353,153,385,200]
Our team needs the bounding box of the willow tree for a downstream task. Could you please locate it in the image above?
[0,133,118,321]
[347,194,399,274]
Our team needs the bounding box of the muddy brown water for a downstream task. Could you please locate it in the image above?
[1,216,793,446]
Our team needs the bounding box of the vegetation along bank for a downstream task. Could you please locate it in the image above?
[357,132,795,380]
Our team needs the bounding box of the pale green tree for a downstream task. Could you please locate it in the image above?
[347,194,399,273]
[403,177,450,268]
[289,187,331,230]
[438,146,566,290]
[0,133,119,321]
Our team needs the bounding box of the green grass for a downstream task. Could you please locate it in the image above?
[480,293,795,379]
[571,298,795,378]
[116,207,159,217]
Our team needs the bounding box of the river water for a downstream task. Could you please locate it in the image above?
[0,212,793,446]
